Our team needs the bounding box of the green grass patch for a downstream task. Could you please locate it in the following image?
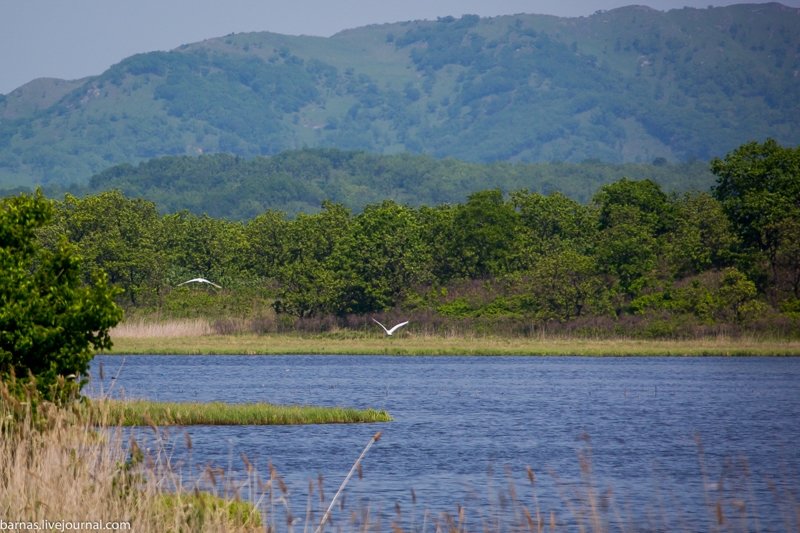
[96,399,392,426]
[156,491,263,531]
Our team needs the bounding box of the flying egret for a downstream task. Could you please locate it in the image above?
[372,318,409,336]
[177,277,222,289]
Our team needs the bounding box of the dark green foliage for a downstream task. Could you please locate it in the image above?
[0,190,122,402]
[592,179,671,296]
[665,192,737,277]
[711,139,800,299]
[515,249,609,320]
[593,178,674,234]
[448,190,520,279]
[270,202,351,318]
[53,191,166,306]
[60,149,715,219]
[331,201,432,313]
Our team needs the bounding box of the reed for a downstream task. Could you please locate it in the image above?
[96,398,393,426]
[0,390,263,532]
[110,318,214,338]
[106,332,800,356]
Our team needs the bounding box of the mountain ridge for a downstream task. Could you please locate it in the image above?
[1,3,798,187]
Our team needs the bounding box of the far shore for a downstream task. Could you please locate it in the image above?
[104,333,800,357]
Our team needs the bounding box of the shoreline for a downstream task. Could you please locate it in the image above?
[104,333,800,357]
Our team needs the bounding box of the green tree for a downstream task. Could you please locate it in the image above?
[448,190,520,279]
[665,191,737,277]
[711,139,800,299]
[594,207,658,298]
[330,201,432,314]
[523,249,608,320]
[244,210,289,279]
[272,202,351,317]
[162,211,247,286]
[0,190,122,402]
[594,178,674,235]
[592,179,674,298]
[55,191,165,307]
[717,267,762,323]
[511,190,596,263]
[416,204,457,282]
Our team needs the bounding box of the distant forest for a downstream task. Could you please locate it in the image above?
[39,148,715,218]
[17,140,799,338]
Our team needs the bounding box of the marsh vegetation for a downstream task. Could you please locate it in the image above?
[99,399,392,426]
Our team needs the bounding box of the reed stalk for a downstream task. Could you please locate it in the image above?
[315,431,382,533]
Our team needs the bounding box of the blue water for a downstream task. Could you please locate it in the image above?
[88,355,800,531]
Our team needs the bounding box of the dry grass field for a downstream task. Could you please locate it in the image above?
[108,319,800,356]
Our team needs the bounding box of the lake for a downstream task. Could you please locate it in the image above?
[88,355,800,532]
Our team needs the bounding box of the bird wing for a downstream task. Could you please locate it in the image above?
[371,318,390,334]
[178,277,222,288]
[386,321,409,334]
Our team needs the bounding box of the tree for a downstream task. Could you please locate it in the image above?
[244,210,289,278]
[711,139,800,300]
[665,192,737,277]
[594,206,658,298]
[55,191,165,307]
[0,190,122,402]
[271,202,351,317]
[717,267,761,323]
[330,201,432,314]
[592,179,674,298]
[448,190,520,279]
[162,211,247,285]
[511,190,596,262]
[593,178,673,235]
[523,249,608,320]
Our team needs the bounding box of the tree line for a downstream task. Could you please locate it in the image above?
[28,140,800,337]
[53,149,714,219]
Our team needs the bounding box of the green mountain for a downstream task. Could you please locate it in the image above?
[1,3,798,188]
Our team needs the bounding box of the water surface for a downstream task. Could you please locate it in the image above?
[89,355,800,531]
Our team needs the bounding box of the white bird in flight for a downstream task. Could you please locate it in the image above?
[372,318,409,336]
[177,277,222,289]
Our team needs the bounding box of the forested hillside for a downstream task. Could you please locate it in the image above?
[1,3,798,187]
[21,140,800,338]
[59,149,713,218]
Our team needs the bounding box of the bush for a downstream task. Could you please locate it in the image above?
[0,190,122,403]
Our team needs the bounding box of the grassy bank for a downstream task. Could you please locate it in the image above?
[98,399,392,426]
[106,331,800,356]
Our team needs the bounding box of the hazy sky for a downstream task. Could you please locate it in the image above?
[2,0,798,94]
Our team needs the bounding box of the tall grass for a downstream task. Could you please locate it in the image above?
[0,387,263,532]
[111,318,215,338]
[99,399,393,426]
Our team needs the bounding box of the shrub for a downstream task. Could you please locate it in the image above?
[0,190,122,403]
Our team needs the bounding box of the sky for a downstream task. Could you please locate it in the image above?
[2,0,799,94]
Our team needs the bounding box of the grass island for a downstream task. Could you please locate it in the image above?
[95,398,392,426]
